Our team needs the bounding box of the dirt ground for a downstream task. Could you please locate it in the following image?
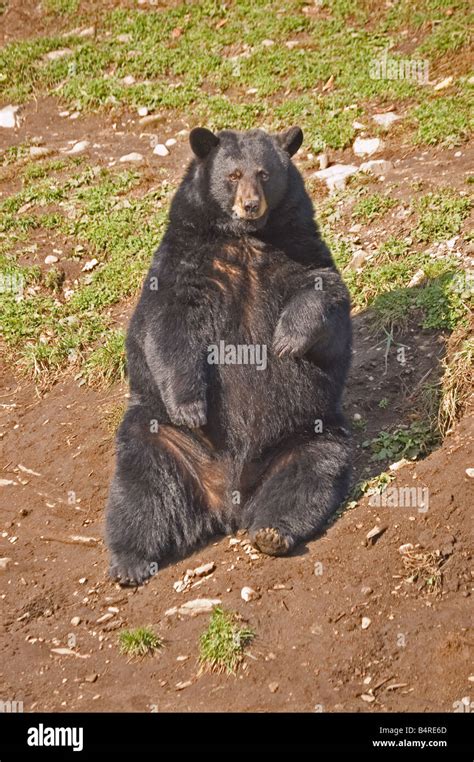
[0,5,473,714]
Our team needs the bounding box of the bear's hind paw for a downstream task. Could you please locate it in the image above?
[251,527,292,557]
[109,554,157,587]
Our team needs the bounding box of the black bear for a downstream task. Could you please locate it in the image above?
[106,126,352,585]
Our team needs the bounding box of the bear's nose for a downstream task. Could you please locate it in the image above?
[243,199,260,214]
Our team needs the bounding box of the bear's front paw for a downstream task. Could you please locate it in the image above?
[250,526,292,556]
[273,319,313,359]
[109,553,157,587]
[169,399,208,428]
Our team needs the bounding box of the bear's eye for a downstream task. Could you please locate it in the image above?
[258,170,269,182]
[228,170,242,182]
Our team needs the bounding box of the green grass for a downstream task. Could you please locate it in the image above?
[199,607,255,675]
[353,193,397,222]
[438,336,474,436]
[0,1,471,148]
[363,420,440,463]
[81,329,126,387]
[413,191,471,243]
[118,627,163,659]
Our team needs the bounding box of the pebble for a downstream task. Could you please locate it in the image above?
[44,255,59,265]
[372,112,400,129]
[30,146,53,159]
[0,558,12,571]
[175,680,192,691]
[45,48,72,61]
[165,138,177,147]
[122,75,136,86]
[153,143,169,157]
[119,152,144,163]
[433,76,453,91]
[268,682,279,693]
[67,140,90,155]
[241,586,260,602]
[165,598,221,617]
[361,586,373,596]
[361,617,371,630]
[359,159,393,176]
[137,106,149,117]
[70,616,81,626]
[318,152,329,170]
[353,137,384,157]
[361,693,375,703]
[465,468,474,478]
[399,543,414,555]
[0,105,19,129]
[313,163,359,191]
[84,673,98,683]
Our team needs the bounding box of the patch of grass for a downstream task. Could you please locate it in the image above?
[413,191,471,243]
[363,420,440,463]
[44,0,79,14]
[199,607,254,675]
[347,471,395,506]
[82,329,126,387]
[438,335,473,437]
[118,627,163,659]
[353,193,397,222]
[43,265,65,292]
[412,94,473,147]
[101,401,126,434]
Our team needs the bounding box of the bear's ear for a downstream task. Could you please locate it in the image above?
[277,126,303,157]
[189,127,220,159]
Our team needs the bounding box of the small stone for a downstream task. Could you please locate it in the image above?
[241,586,260,602]
[268,682,279,693]
[175,680,192,691]
[30,146,53,159]
[352,120,365,130]
[0,105,19,129]
[0,558,12,571]
[399,543,414,555]
[366,525,386,544]
[359,159,393,176]
[465,468,474,478]
[361,586,373,596]
[70,616,81,626]
[122,75,136,86]
[372,112,400,129]
[81,259,98,272]
[153,143,170,157]
[318,152,329,170]
[84,673,98,683]
[165,598,221,616]
[262,39,274,47]
[353,413,362,421]
[229,538,240,546]
[119,152,144,163]
[313,163,359,191]
[353,137,384,157]
[96,612,113,623]
[433,76,453,91]
[361,617,371,630]
[408,269,426,287]
[67,140,90,155]
[361,693,375,703]
[137,106,149,117]
[45,48,72,61]
[78,577,87,584]
[44,255,59,265]
[165,138,177,147]
[176,655,189,662]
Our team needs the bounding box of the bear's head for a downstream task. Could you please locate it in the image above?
[188,126,303,231]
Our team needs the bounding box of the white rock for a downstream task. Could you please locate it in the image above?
[67,140,90,154]
[0,105,19,129]
[318,152,329,170]
[361,617,371,630]
[353,137,384,157]
[59,111,70,117]
[359,159,393,176]
[44,255,59,265]
[372,112,400,129]
[262,39,275,47]
[399,543,414,555]
[137,106,149,117]
[96,612,113,623]
[165,598,221,616]
[82,259,98,272]
[241,586,260,602]
[0,558,12,571]
[352,120,365,130]
[313,163,359,191]
[45,48,72,61]
[119,152,144,163]
[70,616,81,626]
[153,143,169,157]
[0,479,17,487]
[408,269,426,287]
[122,75,136,86]
[389,458,409,471]
[466,468,474,478]
[165,138,177,147]
[30,146,52,159]
[193,562,215,577]
[434,76,453,91]
[229,538,240,546]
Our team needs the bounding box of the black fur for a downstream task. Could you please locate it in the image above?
[106,127,352,585]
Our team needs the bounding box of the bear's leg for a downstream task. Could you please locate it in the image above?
[242,430,351,556]
[106,405,232,585]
